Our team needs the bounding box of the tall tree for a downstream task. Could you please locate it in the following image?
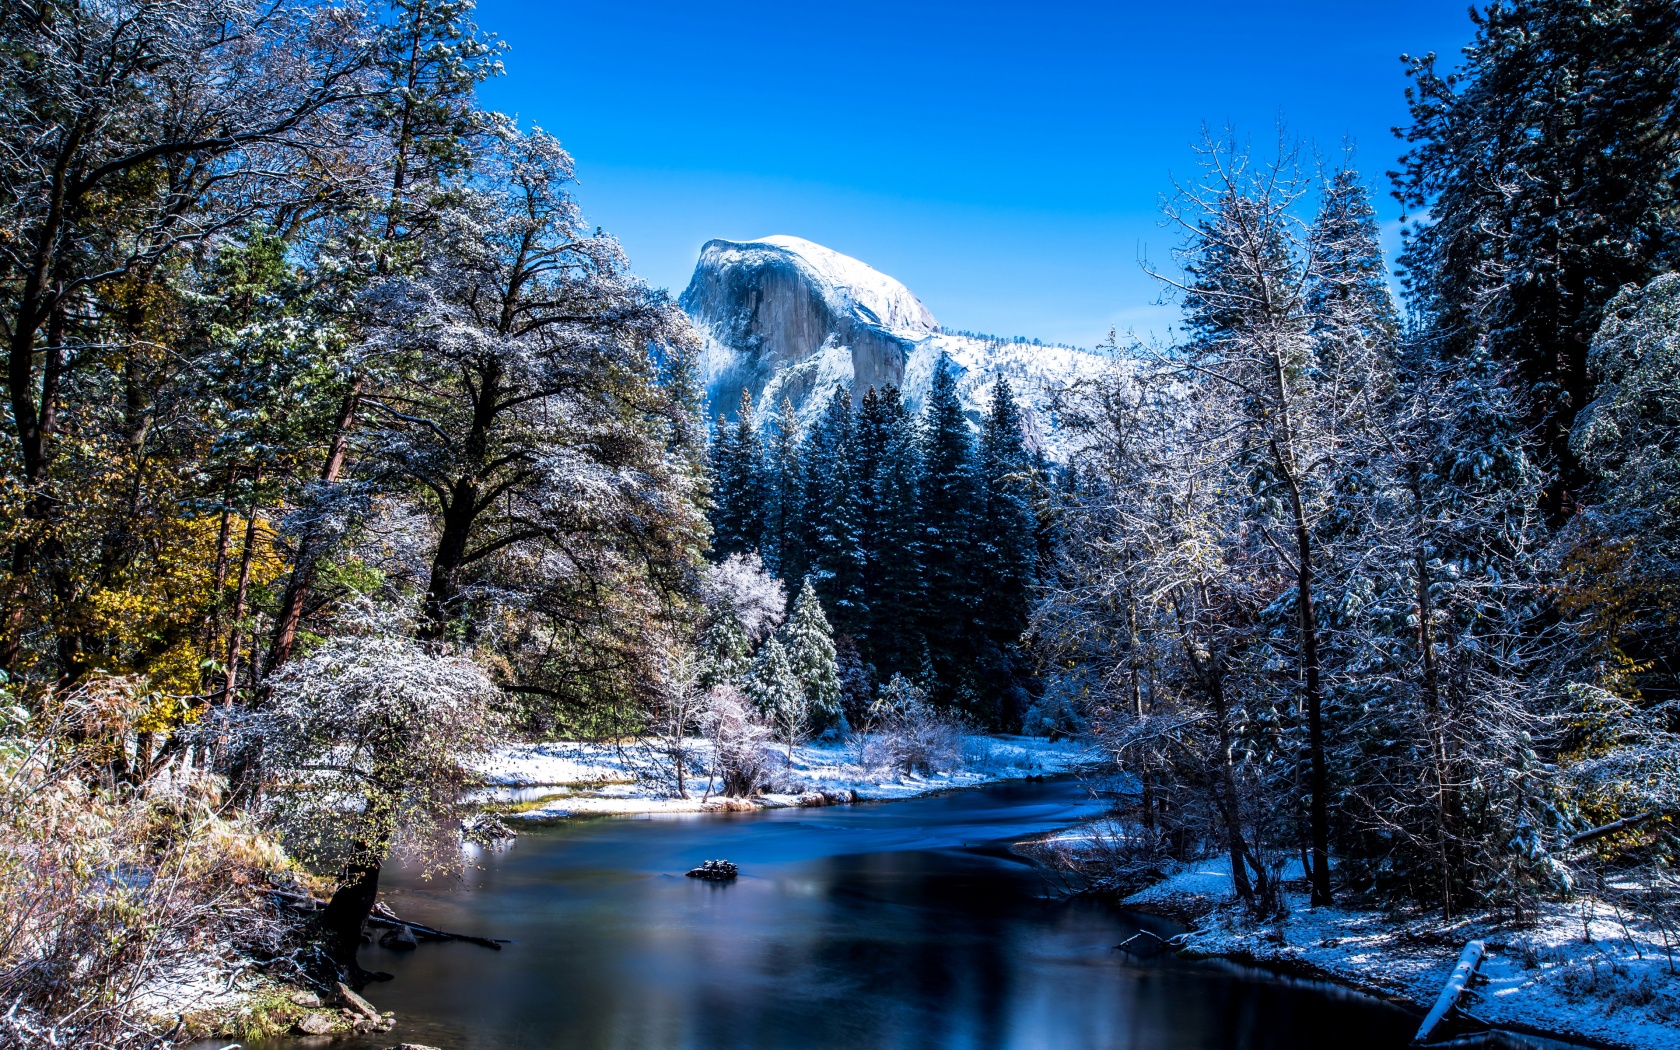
[709,389,765,558]
[781,579,843,734]
[1395,0,1680,512]
[800,389,865,635]
[0,0,375,680]
[763,397,804,582]
[918,355,976,708]
[868,386,926,680]
[972,376,1039,718]
[267,0,508,675]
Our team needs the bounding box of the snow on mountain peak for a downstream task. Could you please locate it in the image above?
[679,236,1111,457]
[752,236,939,336]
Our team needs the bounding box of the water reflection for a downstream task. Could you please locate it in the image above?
[251,780,1424,1050]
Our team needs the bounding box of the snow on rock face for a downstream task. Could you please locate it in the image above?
[680,236,1110,455]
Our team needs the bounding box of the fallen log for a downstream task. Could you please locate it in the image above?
[364,913,506,950]
[1568,811,1668,848]
[1413,939,1485,1045]
[1111,930,1173,957]
[266,890,507,950]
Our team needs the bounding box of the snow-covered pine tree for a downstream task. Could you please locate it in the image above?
[1553,275,1680,881]
[708,411,740,554]
[699,613,752,691]
[1395,0,1680,510]
[972,376,1039,722]
[918,354,977,710]
[781,579,844,735]
[764,397,806,581]
[799,389,866,636]
[710,389,765,558]
[747,636,807,762]
[1158,136,1337,904]
[868,386,927,682]
[853,385,892,657]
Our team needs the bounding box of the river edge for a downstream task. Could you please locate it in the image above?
[156,734,1095,1045]
[1016,832,1679,1050]
[473,733,1095,820]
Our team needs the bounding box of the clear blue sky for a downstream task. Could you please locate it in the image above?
[476,0,1477,348]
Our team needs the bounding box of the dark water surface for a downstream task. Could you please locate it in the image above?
[270,779,1426,1050]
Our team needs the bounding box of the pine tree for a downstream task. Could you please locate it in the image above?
[918,354,976,710]
[869,386,927,681]
[707,411,739,555]
[763,397,805,582]
[800,389,865,636]
[710,389,764,558]
[698,612,752,691]
[781,579,843,734]
[971,376,1039,723]
[853,386,892,656]
[1396,0,1680,511]
[747,636,807,759]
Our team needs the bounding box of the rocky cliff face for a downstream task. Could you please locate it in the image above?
[679,235,1107,454]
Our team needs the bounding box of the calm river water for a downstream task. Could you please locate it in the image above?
[259,778,1433,1050]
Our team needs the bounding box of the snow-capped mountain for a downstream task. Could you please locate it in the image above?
[679,235,1111,455]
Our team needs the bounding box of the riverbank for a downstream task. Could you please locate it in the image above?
[1080,852,1679,1050]
[473,733,1094,820]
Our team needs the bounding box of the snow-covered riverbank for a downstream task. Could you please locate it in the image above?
[473,734,1095,819]
[1097,853,1680,1050]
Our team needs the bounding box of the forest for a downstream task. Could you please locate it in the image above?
[1,0,1678,1047]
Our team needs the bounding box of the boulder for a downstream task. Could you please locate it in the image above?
[295,1012,336,1036]
[335,981,382,1023]
[379,924,418,950]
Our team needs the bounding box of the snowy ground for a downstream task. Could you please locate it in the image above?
[471,734,1095,820]
[1087,852,1680,1050]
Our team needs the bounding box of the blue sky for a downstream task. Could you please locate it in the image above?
[476,0,1476,348]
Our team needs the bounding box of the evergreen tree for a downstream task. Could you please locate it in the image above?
[707,411,739,555]
[971,377,1039,722]
[918,354,977,710]
[869,387,927,680]
[747,636,807,758]
[698,612,752,691]
[853,386,893,654]
[710,389,764,558]
[764,397,805,582]
[781,579,843,734]
[800,389,866,635]
[1395,0,1680,511]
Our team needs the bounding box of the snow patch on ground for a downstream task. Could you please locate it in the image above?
[1102,856,1680,1049]
[473,734,1094,819]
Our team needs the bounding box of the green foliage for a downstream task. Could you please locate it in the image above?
[780,580,842,733]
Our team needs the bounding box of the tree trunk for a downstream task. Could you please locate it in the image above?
[267,377,362,673]
[318,857,383,987]
[222,479,263,705]
[1411,474,1461,916]
[1273,438,1333,906]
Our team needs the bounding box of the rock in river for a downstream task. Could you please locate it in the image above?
[685,859,738,881]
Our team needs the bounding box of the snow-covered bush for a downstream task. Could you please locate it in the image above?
[1023,671,1091,739]
[243,612,504,972]
[700,685,775,797]
[0,678,297,1047]
[861,675,965,776]
[746,637,806,760]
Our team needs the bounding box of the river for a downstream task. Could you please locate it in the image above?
[256,777,1438,1049]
